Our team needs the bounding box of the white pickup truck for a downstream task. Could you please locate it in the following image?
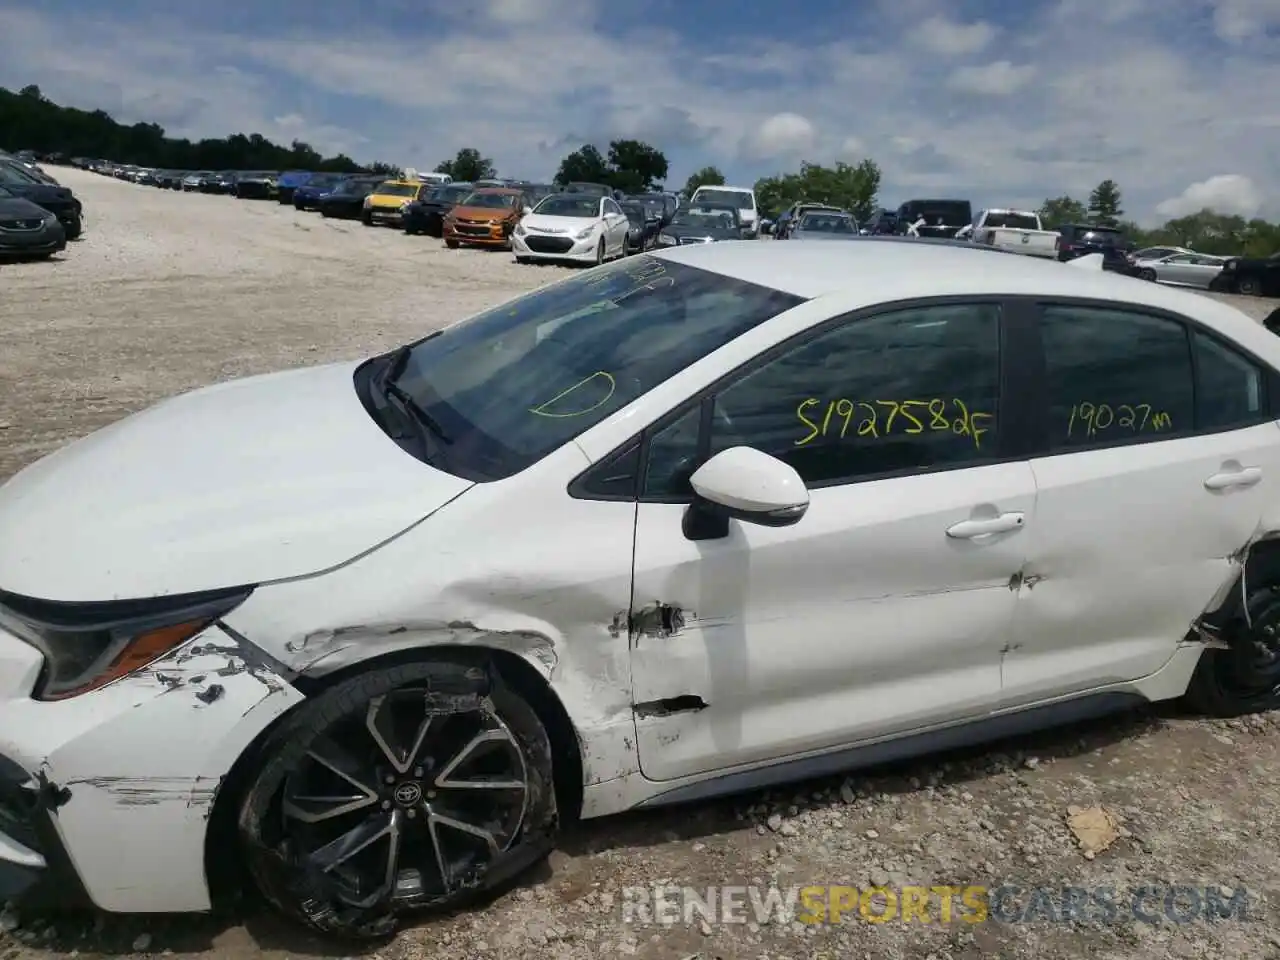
[960,208,1059,258]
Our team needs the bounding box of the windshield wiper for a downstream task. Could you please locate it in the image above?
[376,340,454,447]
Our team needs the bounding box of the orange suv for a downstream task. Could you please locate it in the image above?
[442,187,526,249]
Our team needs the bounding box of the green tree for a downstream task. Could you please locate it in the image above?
[606,139,668,193]
[434,147,496,182]
[1037,195,1088,229]
[682,165,725,199]
[0,84,371,171]
[366,161,402,177]
[554,143,610,186]
[1087,180,1123,225]
[753,159,881,222]
[554,140,669,192]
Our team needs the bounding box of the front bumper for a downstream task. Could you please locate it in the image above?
[0,221,67,256]
[511,230,600,261]
[445,220,512,247]
[0,619,303,913]
[367,205,408,225]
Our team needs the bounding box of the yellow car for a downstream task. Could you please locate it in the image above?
[361,179,434,227]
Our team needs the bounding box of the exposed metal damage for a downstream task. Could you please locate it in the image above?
[624,602,687,639]
[633,694,707,718]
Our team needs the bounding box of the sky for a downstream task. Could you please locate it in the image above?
[1,0,1277,224]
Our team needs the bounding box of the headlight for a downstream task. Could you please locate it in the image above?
[575,225,597,240]
[363,196,373,207]
[0,586,254,700]
[657,234,676,245]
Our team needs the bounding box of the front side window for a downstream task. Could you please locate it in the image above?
[370,256,805,480]
[642,304,1002,491]
[1039,305,1193,451]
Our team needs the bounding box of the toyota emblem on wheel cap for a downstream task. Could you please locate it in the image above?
[394,781,423,806]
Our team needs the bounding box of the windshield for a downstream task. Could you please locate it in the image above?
[0,163,39,186]
[462,191,518,208]
[620,204,646,224]
[535,195,600,217]
[336,180,375,196]
[799,213,855,233]
[309,174,343,187]
[371,256,805,480]
[984,212,1040,229]
[695,189,753,210]
[375,182,419,197]
[672,207,739,230]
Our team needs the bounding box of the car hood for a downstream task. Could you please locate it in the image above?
[0,362,473,602]
[0,197,52,219]
[368,194,415,207]
[522,213,597,233]
[452,203,518,220]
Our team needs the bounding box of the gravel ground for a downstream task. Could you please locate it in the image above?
[2,168,1280,960]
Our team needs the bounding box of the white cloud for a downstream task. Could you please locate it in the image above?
[1155,174,1266,218]
[947,61,1036,95]
[840,136,866,159]
[1210,0,1280,42]
[746,112,817,160]
[912,16,997,56]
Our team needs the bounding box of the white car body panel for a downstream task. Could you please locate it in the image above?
[0,362,472,601]
[1,241,1279,915]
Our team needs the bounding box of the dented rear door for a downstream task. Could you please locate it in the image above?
[1002,303,1280,705]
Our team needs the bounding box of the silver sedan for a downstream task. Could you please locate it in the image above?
[1132,252,1227,289]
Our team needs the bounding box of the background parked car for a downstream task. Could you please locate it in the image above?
[1055,223,1137,274]
[0,183,66,259]
[317,176,383,219]
[292,173,349,211]
[655,203,743,246]
[1210,252,1280,298]
[402,181,473,237]
[0,157,82,239]
[442,187,526,249]
[275,171,314,205]
[361,178,435,228]
[619,200,660,253]
[235,172,279,200]
[790,210,859,240]
[1132,251,1227,289]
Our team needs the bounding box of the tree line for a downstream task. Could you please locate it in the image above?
[3,84,1275,256]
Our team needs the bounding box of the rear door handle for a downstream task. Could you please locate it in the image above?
[1204,467,1262,490]
[946,512,1025,539]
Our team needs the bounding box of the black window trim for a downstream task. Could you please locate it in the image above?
[570,294,1039,503]
[1022,295,1278,458]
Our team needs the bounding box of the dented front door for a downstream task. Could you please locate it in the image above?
[629,463,1036,783]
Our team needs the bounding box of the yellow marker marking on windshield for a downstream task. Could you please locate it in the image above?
[796,397,993,450]
[530,371,617,418]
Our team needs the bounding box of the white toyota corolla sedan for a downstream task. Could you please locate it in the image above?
[2,239,1279,937]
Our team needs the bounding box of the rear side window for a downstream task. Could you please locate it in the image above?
[1193,330,1264,430]
[1039,306,1193,451]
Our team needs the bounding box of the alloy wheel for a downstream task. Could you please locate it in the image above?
[279,688,530,908]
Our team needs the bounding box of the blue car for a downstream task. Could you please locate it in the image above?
[275,171,316,205]
[292,173,351,211]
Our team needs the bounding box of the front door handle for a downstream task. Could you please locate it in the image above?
[1204,466,1262,491]
[946,512,1025,539]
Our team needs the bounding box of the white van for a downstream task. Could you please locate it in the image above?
[689,184,759,237]
[416,171,453,185]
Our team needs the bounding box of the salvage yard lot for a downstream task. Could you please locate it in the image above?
[2,168,1280,960]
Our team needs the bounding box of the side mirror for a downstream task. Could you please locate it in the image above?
[687,447,808,530]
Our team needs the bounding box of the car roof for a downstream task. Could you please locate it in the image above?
[470,187,522,195]
[649,238,1270,339]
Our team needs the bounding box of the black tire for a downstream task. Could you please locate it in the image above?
[445,238,459,249]
[515,256,531,264]
[361,212,373,227]
[1238,276,1262,297]
[1186,586,1280,716]
[237,658,557,938]
[594,238,605,266]
[1139,268,1157,282]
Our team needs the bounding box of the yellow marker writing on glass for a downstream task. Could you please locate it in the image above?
[529,371,617,418]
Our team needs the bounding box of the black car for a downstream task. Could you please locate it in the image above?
[402,181,473,236]
[655,203,743,246]
[619,201,660,253]
[1054,223,1137,274]
[897,198,973,239]
[0,185,67,259]
[205,172,238,194]
[318,176,384,219]
[862,208,900,235]
[1210,252,1280,298]
[0,159,82,239]
[235,172,279,200]
[562,181,614,198]
[630,192,678,226]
